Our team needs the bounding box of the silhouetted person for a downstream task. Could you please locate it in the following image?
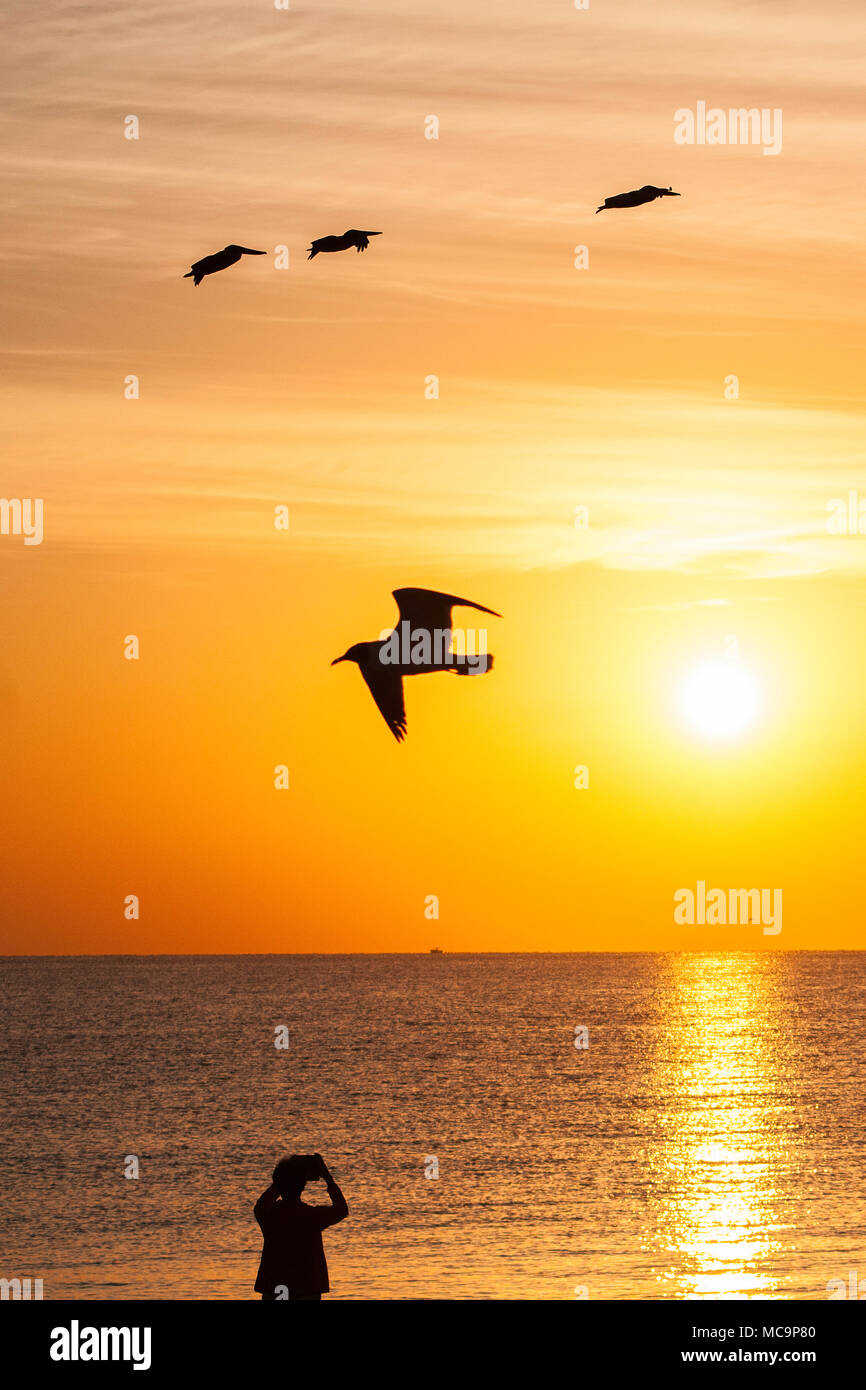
[307,230,381,259]
[596,185,681,213]
[254,1154,348,1301]
[331,587,501,741]
[183,245,266,285]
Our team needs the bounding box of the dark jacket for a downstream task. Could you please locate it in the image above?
[254,1189,348,1296]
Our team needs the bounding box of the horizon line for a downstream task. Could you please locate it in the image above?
[3,948,864,959]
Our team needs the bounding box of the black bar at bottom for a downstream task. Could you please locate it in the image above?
[4,1299,858,1376]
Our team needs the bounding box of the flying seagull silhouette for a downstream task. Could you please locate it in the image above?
[307,229,381,260]
[331,587,501,742]
[183,245,266,285]
[596,185,681,213]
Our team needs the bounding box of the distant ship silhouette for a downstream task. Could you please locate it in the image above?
[429,947,444,954]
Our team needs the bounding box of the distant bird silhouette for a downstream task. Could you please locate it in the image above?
[331,588,501,742]
[595,185,681,213]
[307,230,381,260]
[183,245,266,285]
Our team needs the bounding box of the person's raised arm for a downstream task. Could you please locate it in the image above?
[315,1154,348,1223]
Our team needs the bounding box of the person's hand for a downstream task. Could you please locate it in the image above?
[313,1153,328,1178]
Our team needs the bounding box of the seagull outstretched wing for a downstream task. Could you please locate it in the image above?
[392,588,501,633]
[359,661,407,742]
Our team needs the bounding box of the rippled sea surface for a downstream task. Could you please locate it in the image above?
[2,953,864,1300]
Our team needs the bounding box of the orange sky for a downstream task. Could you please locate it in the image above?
[2,0,864,952]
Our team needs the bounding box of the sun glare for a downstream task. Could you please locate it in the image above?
[676,659,761,741]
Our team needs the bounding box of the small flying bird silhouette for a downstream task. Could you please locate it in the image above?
[595,185,681,213]
[183,244,266,285]
[331,587,501,742]
[307,229,382,260]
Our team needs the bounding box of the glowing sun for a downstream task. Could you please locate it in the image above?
[676,659,761,740]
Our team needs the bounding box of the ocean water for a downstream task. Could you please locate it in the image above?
[1,953,864,1301]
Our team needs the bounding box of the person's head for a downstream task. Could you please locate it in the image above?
[272,1155,309,1199]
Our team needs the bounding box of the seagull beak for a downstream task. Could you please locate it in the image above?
[331,655,347,665]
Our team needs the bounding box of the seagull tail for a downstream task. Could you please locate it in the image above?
[452,654,494,675]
